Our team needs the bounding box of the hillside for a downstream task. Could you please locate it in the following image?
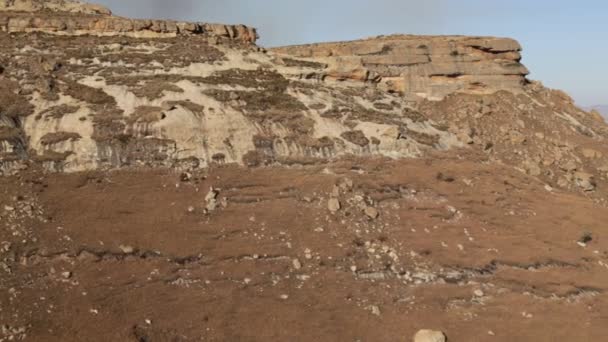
[588,105,608,118]
[1,1,608,341]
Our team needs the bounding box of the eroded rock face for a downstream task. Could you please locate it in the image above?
[0,0,258,42]
[0,1,607,196]
[271,35,529,100]
[0,26,460,174]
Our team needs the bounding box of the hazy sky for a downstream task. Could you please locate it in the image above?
[95,0,607,106]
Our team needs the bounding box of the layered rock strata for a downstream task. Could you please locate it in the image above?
[0,0,258,41]
[271,35,529,100]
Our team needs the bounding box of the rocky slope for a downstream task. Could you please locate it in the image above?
[1,2,608,341]
[0,0,606,197]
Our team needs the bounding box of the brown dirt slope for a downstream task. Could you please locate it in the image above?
[1,151,608,341]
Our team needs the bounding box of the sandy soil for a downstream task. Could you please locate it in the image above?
[1,151,607,341]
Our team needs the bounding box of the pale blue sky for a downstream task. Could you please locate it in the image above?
[95,0,607,106]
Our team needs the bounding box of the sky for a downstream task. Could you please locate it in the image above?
[94,0,607,106]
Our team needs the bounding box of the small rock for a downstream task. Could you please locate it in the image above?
[414,329,447,342]
[205,187,220,212]
[180,172,192,182]
[280,294,289,300]
[4,205,14,212]
[292,258,302,270]
[340,178,354,191]
[474,289,484,297]
[573,172,596,191]
[579,232,593,244]
[328,198,341,213]
[61,271,72,279]
[436,172,455,182]
[119,245,134,254]
[369,305,381,316]
[304,248,312,260]
[364,206,379,219]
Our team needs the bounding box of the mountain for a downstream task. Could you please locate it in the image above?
[1,1,608,341]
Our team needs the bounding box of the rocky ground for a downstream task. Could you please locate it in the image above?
[2,151,608,341]
[2,1,608,341]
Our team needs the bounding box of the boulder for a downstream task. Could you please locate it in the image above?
[413,330,447,342]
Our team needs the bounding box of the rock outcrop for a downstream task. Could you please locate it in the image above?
[0,0,111,15]
[0,0,258,41]
[272,35,529,100]
[0,0,607,196]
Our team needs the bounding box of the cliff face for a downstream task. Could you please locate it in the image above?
[0,1,607,196]
[271,35,529,100]
[0,0,258,41]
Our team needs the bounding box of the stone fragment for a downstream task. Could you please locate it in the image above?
[413,330,447,342]
[119,245,134,254]
[573,172,596,191]
[328,198,341,213]
[364,206,379,219]
[205,187,220,212]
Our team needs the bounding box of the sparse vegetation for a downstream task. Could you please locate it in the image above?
[40,132,82,146]
[341,130,370,147]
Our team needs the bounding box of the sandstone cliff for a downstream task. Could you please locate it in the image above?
[271,35,529,100]
[0,0,258,41]
[0,0,607,196]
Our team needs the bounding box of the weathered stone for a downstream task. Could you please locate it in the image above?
[119,245,134,254]
[413,330,447,342]
[364,206,379,219]
[574,172,596,191]
[328,198,341,213]
[272,35,528,100]
[0,1,258,42]
[205,188,220,212]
